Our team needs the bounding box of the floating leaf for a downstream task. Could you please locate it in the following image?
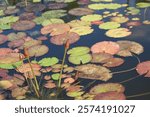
[42,18,64,26]
[25,3,46,12]
[136,2,150,8]
[38,57,59,67]
[0,34,8,45]
[111,16,129,23]
[93,91,126,100]
[4,7,19,15]
[68,47,90,56]
[41,24,70,36]
[91,41,120,55]
[11,87,28,98]
[126,21,142,27]
[0,80,13,89]
[69,8,94,16]
[105,28,132,38]
[51,73,60,80]
[67,91,84,97]
[8,32,27,41]
[81,14,102,22]
[99,21,120,30]
[117,41,144,57]
[12,20,36,31]
[136,61,150,77]
[91,53,113,63]
[64,77,75,84]
[19,12,36,20]
[28,45,49,57]
[48,3,68,9]
[8,39,25,48]
[75,64,112,81]
[89,83,125,94]
[44,81,56,89]
[101,58,124,67]
[68,20,91,28]
[50,32,80,45]
[70,26,94,36]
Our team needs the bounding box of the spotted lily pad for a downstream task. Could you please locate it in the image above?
[89,83,125,94]
[91,41,120,55]
[50,32,80,45]
[93,91,126,100]
[12,20,36,31]
[136,61,150,77]
[116,41,144,57]
[69,8,94,16]
[99,22,120,30]
[75,64,112,81]
[28,45,49,57]
[38,57,59,67]
[105,28,132,38]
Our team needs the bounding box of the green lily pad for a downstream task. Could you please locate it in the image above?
[69,54,92,65]
[67,91,84,97]
[42,18,64,26]
[38,57,59,67]
[0,61,22,69]
[67,47,90,56]
[136,2,150,8]
[51,73,60,80]
[99,22,121,30]
[81,14,102,22]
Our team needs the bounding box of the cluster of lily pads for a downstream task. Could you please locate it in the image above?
[0,0,150,100]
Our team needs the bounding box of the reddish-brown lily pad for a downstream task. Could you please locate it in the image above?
[19,12,36,20]
[93,91,126,100]
[0,34,8,45]
[50,32,80,45]
[25,3,46,12]
[91,41,120,55]
[126,21,142,27]
[89,83,125,95]
[4,7,19,15]
[12,20,36,31]
[0,48,13,56]
[48,3,68,9]
[41,24,70,36]
[8,39,25,48]
[27,45,49,57]
[101,58,125,67]
[68,8,94,16]
[136,61,150,77]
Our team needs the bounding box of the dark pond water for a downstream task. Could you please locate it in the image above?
[0,0,150,100]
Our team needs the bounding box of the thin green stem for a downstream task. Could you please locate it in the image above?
[127,92,150,99]
[58,48,68,88]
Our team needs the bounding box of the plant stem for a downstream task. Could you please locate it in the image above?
[127,92,150,99]
[4,0,9,5]
[58,47,68,88]
[27,57,40,90]
[24,0,28,7]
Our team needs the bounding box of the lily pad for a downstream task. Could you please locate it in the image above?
[136,61,150,77]
[81,14,102,22]
[99,21,120,30]
[8,32,27,41]
[0,34,8,45]
[75,64,112,81]
[19,12,36,20]
[4,7,19,15]
[67,91,84,97]
[105,28,132,38]
[68,47,90,56]
[48,3,68,9]
[70,26,94,36]
[0,80,13,89]
[28,45,49,57]
[93,91,126,100]
[42,18,64,26]
[51,73,60,80]
[25,3,46,12]
[41,24,70,36]
[38,57,59,67]
[68,8,94,16]
[12,20,36,31]
[116,41,144,57]
[111,16,129,23]
[91,41,120,55]
[136,2,150,8]
[8,39,25,48]
[89,83,125,95]
[50,32,80,45]
[68,20,91,28]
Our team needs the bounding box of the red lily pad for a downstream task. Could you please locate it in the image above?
[50,32,80,45]
[101,58,125,67]
[126,21,142,27]
[48,3,68,10]
[19,12,36,20]
[93,91,126,100]
[41,24,70,36]
[8,39,25,48]
[68,8,94,16]
[25,3,46,12]
[136,61,150,77]
[0,48,13,56]
[0,34,8,45]
[91,41,120,55]
[12,20,36,31]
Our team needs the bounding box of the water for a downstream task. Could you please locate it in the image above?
[0,0,150,100]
